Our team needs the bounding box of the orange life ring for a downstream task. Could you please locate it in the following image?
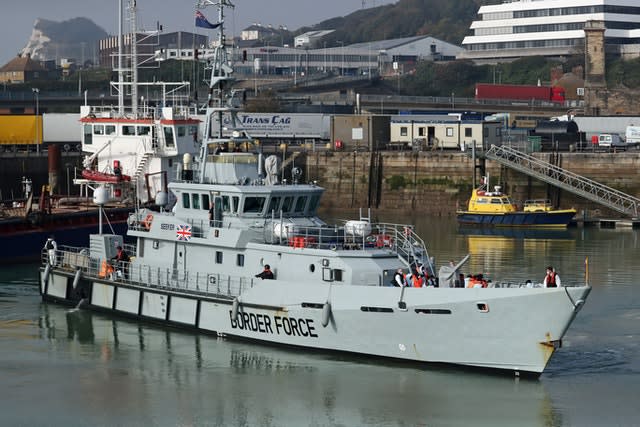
[142,214,154,230]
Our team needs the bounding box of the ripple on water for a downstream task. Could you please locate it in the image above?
[546,348,630,377]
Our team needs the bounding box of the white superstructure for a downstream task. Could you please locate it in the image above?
[459,0,640,63]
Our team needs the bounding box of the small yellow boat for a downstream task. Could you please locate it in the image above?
[457,178,576,227]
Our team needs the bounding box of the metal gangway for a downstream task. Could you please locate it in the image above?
[484,144,640,218]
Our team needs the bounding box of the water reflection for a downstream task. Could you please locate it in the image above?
[30,302,562,427]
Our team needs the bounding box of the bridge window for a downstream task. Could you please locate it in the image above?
[182,193,190,209]
[232,196,239,213]
[243,196,266,214]
[84,124,93,145]
[400,127,408,137]
[309,195,320,213]
[221,195,232,213]
[267,196,281,214]
[418,127,426,137]
[191,194,201,210]
[94,125,104,135]
[122,125,135,136]
[282,196,294,213]
[446,127,454,137]
[215,251,223,264]
[202,194,210,211]
[237,254,245,267]
[177,126,186,137]
[164,126,175,147]
[465,127,472,137]
[137,126,151,136]
[294,196,308,213]
[105,125,116,135]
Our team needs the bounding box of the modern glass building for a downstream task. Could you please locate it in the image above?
[458,0,640,63]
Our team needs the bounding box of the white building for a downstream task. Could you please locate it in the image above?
[459,0,640,63]
[294,30,335,48]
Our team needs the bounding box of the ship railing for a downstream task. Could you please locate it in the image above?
[263,221,433,266]
[46,245,260,299]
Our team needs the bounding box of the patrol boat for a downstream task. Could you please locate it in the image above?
[457,176,577,227]
[38,1,591,376]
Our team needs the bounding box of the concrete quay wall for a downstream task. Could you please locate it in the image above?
[305,151,640,217]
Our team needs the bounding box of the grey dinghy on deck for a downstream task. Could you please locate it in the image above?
[38,0,590,376]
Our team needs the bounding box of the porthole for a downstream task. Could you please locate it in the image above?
[309,264,315,273]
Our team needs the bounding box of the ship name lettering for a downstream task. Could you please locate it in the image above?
[229,311,318,338]
[160,223,175,230]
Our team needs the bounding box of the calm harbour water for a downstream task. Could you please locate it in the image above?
[1,216,639,427]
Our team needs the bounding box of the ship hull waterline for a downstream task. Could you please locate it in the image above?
[456,210,577,227]
[40,267,591,376]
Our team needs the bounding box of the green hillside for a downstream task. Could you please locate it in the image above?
[297,0,492,46]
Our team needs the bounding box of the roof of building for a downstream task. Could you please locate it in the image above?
[350,35,461,52]
[0,55,47,73]
[295,30,335,39]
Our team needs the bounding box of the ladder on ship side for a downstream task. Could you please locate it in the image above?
[133,152,153,182]
[484,144,640,218]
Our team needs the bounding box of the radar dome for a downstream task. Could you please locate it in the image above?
[93,186,110,205]
[155,191,168,207]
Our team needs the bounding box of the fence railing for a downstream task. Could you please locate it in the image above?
[44,245,258,299]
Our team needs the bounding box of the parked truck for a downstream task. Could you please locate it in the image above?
[475,84,565,103]
[625,126,640,146]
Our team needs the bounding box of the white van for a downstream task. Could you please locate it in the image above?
[598,133,626,149]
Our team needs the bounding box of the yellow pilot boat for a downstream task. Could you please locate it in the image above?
[457,178,576,227]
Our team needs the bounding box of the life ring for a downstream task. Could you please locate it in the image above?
[142,214,154,230]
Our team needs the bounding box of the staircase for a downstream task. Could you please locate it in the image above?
[484,145,640,218]
[133,152,153,182]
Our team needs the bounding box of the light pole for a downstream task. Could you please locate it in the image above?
[32,88,40,152]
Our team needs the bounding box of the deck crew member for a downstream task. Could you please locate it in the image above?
[44,235,57,266]
[255,264,274,280]
[543,266,561,287]
[112,246,130,279]
[393,268,405,287]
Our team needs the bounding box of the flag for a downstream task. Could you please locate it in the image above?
[195,10,222,29]
[176,225,192,241]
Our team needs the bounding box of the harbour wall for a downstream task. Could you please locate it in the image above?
[2,151,639,218]
[304,151,640,217]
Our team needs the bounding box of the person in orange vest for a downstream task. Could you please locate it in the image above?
[412,271,424,288]
[543,266,561,287]
[467,274,488,288]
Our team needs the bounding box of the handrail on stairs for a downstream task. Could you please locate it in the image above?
[484,144,640,218]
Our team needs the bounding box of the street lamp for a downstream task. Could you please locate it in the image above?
[32,88,40,152]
